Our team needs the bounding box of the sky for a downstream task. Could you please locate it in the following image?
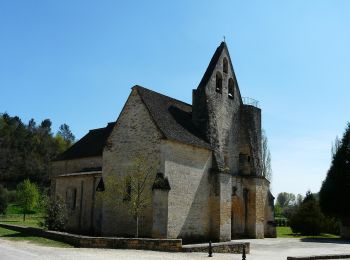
[1,1,350,197]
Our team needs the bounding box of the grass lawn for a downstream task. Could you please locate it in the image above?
[277,226,340,239]
[0,226,72,247]
[0,203,43,228]
[0,204,72,247]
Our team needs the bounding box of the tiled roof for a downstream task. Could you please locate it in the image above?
[135,86,212,150]
[55,122,115,160]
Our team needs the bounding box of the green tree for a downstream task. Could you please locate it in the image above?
[274,203,283,218]
[320,123,350,227]
[0,185,8,215]
[290,191,325,235]
[57,123,75,146]
[276,192,296,208]
[0,113,76,187]
[101,155,155,238]
[16,179,40,221]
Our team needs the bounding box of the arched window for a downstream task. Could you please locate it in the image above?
[223,57,228,73]
[216,72,222,93]
[228,78,234,99]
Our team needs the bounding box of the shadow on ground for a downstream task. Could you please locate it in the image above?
[0,230,35,238]
[301,238,350,244]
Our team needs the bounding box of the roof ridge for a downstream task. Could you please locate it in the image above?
[133,85,192,107]
[88,122,115,132]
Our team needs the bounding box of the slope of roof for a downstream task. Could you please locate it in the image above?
[197,41,226,90]
[55,122,115,161]
[134,86,212,150]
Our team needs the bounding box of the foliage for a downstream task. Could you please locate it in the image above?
[262,129,272,181]
[101,155,155,238]
[16,179,40,221]
[276,192,296,208]
[41,196,67,231]
[0,113,75,187]
[320,123,350,222]
[56,123,75,152]
[274,203,283,218]
[290,192,325,235]
[0,185,8,214]
[277,226,339,239]
[6,189,17,203]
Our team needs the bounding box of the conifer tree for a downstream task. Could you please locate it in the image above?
[320,123,350,224]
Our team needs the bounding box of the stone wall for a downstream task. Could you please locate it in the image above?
[192,47,242,174]
[55,174,101,234]
[160,140,212,242]
[0,223,182,252]
[182,241,250,254]
[51,156,102,194]
[0,223,251,253]
[264,190,277,238]
[152,189,169,238]
[231,176,272,238]
[101,89,163,237]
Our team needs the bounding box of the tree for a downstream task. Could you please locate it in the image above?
[57,123,75,146]
[16,179,40,221]
[0,185,8,215]
[101,155,155,238]
[290,191,325,235]
[331,136,341,158]
[0,113,76,187]
[320,123,350,234]
[276,192,296,208]
[262,129,272,181]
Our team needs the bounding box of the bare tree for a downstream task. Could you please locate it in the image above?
[101,155,155,238]
[331,135,341,158]
[262,129,272,181]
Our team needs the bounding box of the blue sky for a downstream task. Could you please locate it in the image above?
[1,1,349,196]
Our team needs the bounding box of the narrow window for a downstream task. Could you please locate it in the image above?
[228,78,234,99]
[66,188,77,210]
[123,177,132,201]
[223,58,228,73]
[216,72,223,93]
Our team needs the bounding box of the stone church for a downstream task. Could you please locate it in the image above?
[51,42,276,242]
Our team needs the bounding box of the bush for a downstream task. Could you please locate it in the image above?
[41,196,67,231]
[290,192,324,235]
[0,185,8,214]
[323,217,340,235]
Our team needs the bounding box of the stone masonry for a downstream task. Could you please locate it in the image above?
[51,42,276,242]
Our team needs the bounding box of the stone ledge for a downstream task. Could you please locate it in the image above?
[182,241,250,254]
[0,223,182,252]
[287,255,350,260]
[0,223,249,254]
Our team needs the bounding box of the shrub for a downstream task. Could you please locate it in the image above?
[0,185,8,214]
[290,192,324,235]
[41,196,67,231]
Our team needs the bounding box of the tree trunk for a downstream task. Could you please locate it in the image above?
[136,216,139,238]
[23,210,26,222]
